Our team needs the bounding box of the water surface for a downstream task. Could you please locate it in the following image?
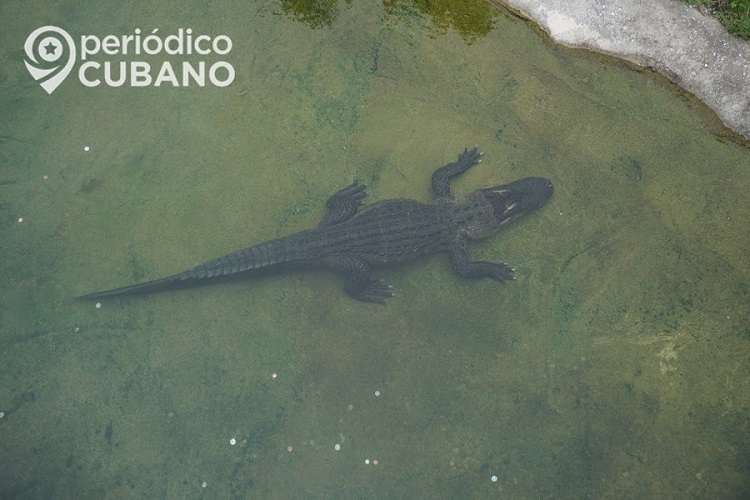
[1,0,748,497]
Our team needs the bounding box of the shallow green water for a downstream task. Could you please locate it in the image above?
[1,0,749,498]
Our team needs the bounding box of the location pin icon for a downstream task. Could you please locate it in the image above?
[24,26,76,94]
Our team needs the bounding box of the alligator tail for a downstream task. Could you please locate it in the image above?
[77,275,185,300]
[77,231,321,301]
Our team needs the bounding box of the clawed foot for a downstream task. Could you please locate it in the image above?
[485,263,514,281]
[432,146,484,198]
[354,280,394,305]
[327,181,367,208]
[457,146,482,168]
[321,181,368,227]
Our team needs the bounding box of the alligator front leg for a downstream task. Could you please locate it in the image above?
[431,146,482,198]
[449,238,514,281]
[319,181,367,227]
[322,256,393,304]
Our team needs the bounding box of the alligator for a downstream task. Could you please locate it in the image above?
[78,147,553,304]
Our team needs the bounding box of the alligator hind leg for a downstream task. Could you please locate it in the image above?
[449,239,514,281]
[431,146,482,198]
[322,256,393,305]
[319,181,368,227]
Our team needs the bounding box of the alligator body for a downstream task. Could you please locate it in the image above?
[79,147,553,304]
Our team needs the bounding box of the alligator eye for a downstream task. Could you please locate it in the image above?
[504,202,517,213]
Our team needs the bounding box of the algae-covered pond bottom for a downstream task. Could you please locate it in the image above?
[1,1,748,498]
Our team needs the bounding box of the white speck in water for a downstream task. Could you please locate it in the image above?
[364,459,370,465]
[201,481,207,488]
[0,412,4,419]
[334,443,341,451]
[230,438,236,446]
[374,390,380,397]
[491,475,498,483]
[84,146,90,152]
[95,302,101,309]
[17,217,23,223]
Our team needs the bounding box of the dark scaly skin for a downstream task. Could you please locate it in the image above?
[78,147,553,304]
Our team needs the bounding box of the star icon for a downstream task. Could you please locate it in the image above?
[43,41,58,55]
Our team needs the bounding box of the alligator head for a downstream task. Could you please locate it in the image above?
[482,177,553,226]
[457,177,553,240]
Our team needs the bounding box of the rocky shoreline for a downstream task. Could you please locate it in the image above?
[492,0,750,141]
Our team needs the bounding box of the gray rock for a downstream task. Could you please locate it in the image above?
[496,0,750,140]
